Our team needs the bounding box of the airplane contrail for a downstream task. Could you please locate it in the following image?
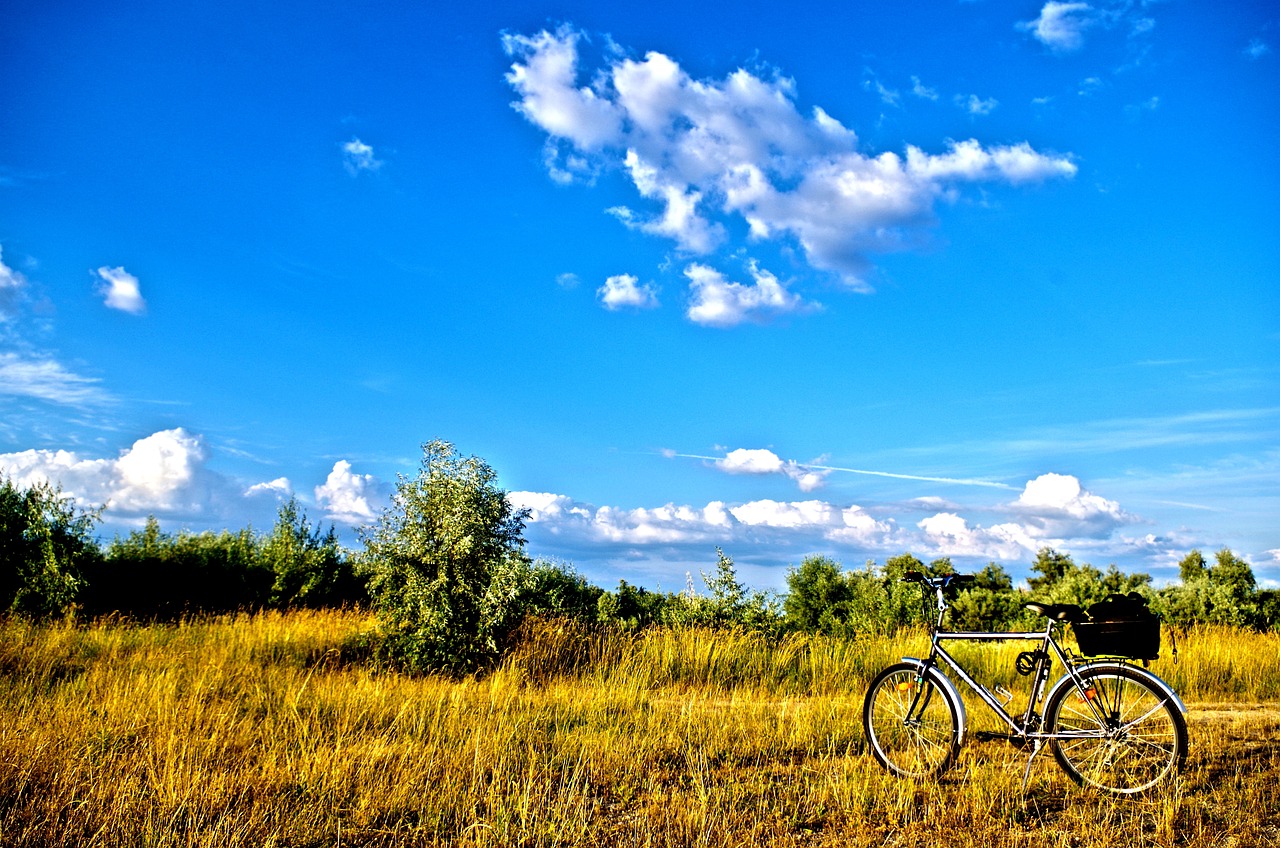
[666,452,1019,490]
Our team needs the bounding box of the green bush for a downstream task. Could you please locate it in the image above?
[0,477,100,618]
[356,440,531,675]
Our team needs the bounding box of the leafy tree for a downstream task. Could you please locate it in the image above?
[783,555,855,635]
[1159,548,1257,627]
[515,560,602,620]
[1028,548,1075,593]
[357,440,530,675]
[0,477,100,618]
[949,563,1027,630]
[91,518,271,616]
[597,579,673,628]
[263,498,363,608]
[1179,549,1208,583]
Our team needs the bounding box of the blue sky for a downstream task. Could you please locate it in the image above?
[2,0,1276,591]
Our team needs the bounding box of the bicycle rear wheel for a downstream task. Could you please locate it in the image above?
[863,662,961,779]
[1045,665,1187,794]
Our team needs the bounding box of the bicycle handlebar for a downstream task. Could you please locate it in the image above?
[901,571,976,591]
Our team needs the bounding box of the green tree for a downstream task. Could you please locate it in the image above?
[597,579,670,627]
[949,563,1026,630]
[1028,548,1074,593]
[1179,549,1208,583]
[357,440,530,675]
[783,554,855,635]
[0,477,100,618]
[263,498,362,608]
[1158,548,1258,628]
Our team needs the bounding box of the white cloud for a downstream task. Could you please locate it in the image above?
[956,94,999,116]
[917,512,1037,561]
[0,428,218,517]
[1010,472,1130,539]
[0,352,109,406]
[714,447,830,492]
[94,266,146,315]
[112,428,207,511]
[505,467,1183,584]
[1019,2,1097,52]
[245,477,293,498]
[511,490,895,556]
[503,27,1077,290]
[0,246,28,321]
[910,76,939,101]
[717,448,785,475]
[1245,38,1270,60]
[342,138,383,175]
[905,139,1076,184]
[685,262,814,327]
[315,460,388,525]
[502,27,623,151]
[598,273,660,311]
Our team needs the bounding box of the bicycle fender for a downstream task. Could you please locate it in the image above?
[901,656,968,742]
[1044,661,1187,716]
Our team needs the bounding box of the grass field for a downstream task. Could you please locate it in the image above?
[1,611,1277,847]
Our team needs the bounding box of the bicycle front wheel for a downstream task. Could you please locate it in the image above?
[1045,665,1187,794]
[863,662,961,779]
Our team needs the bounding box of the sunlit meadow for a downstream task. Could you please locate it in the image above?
[1,612,1276,847]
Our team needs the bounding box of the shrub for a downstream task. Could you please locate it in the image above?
[357,440,530,675]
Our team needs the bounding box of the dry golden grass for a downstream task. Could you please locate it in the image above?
[0,611,1276,847]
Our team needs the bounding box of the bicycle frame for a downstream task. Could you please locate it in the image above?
[899,580,1185,747]
[866,572,1189,794]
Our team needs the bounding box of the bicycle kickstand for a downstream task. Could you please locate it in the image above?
[1020,739,1046,798]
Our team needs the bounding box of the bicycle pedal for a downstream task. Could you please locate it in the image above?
[974,730,1032,749]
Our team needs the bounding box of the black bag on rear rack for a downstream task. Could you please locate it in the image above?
[1072,592,1160,661]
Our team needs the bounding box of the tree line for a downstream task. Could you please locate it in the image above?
[3,441,1277,677]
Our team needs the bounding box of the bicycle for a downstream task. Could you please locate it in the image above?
[862,571,1188,794]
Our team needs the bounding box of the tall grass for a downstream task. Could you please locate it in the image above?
[0,611,1276,846]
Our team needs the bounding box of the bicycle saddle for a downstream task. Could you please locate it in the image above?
[1025,602,1086,622]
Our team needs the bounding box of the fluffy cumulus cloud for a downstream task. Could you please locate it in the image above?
[509,469,1165,583]
[598,273,659,311]
[1010,472,1130,538]
[685,263,814,327]
[342,138,383,175]
[1019,2,1097,52]
[314,460,390,525]
[1018,2,1156,54]
[245,477,293,499]
[503,25,1076,297]
[94,266,146,315]
[0,430,395,534]
[0,429,223,518]
[714,448,829,492]
[508,490,896,561]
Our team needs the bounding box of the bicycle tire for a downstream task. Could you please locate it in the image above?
[863,662,962,779]
[1045,665,1187,794]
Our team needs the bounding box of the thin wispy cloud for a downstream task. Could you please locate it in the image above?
[0,246,28,321]
[0,352,110,406]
